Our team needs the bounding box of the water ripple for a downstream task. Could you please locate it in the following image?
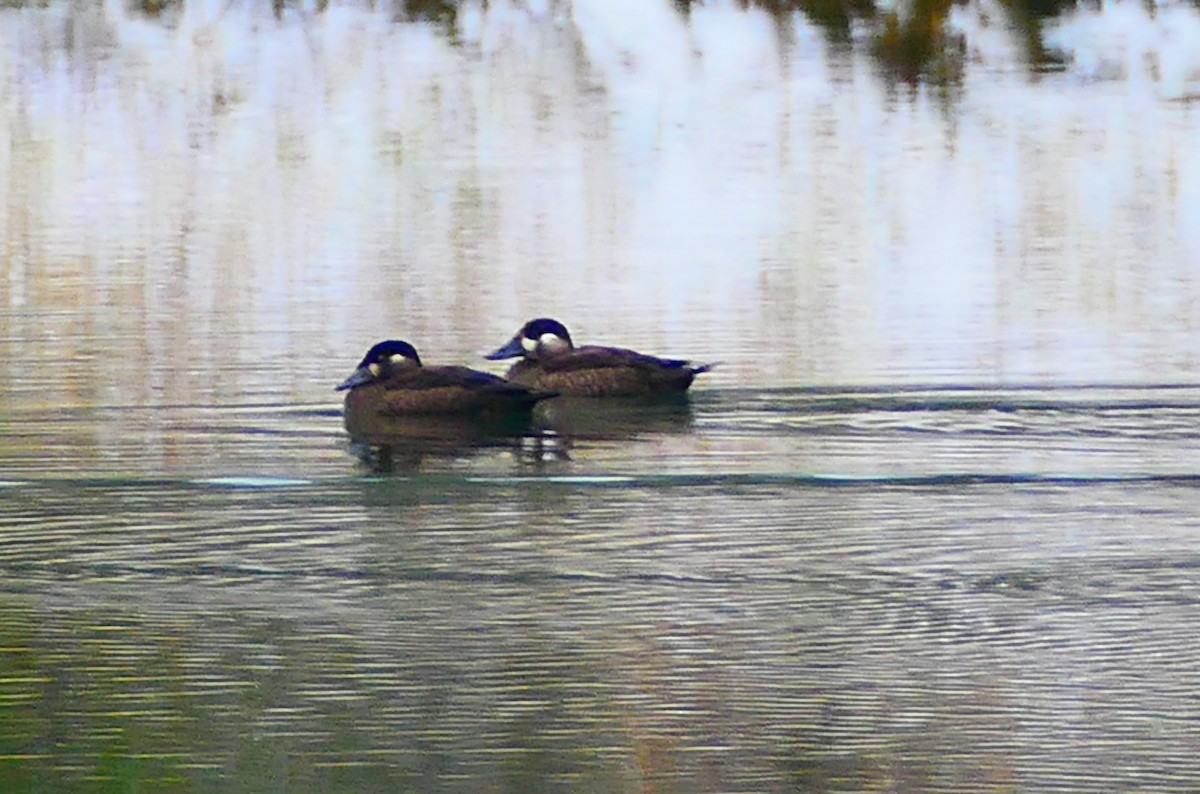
[2,385,1200,791]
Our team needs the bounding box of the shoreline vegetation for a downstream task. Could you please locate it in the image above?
[34,0,1090,85]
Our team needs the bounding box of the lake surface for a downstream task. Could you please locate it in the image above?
[2,0,1200,791]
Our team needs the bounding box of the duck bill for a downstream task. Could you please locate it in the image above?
[485,336,525,361]
[335,366,375,391]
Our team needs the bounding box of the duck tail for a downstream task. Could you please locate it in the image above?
[690,361,720,375]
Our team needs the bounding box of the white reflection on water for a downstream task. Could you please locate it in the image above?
[1046,1,1200,94]
[0,0,1198,412]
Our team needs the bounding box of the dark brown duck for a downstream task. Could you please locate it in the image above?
[485,318,716,397]
[337,339,557,417]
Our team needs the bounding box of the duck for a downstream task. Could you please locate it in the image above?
[337,339,558,418]
[485,318,716,397]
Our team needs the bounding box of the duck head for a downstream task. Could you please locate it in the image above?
[336,340,422,391]
[486,318,574,362]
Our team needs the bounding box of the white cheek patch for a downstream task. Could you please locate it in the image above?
[521,336,538,353]
[368,363,381,376]
[538,333,567,352]
[390,354,407,365]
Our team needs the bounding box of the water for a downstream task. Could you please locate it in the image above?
[5,387,1200,790]
[3,1,1200,791]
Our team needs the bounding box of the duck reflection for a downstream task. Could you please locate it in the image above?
[343,412,543,473]
[531,395,698,441]
[345,396,700,473]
